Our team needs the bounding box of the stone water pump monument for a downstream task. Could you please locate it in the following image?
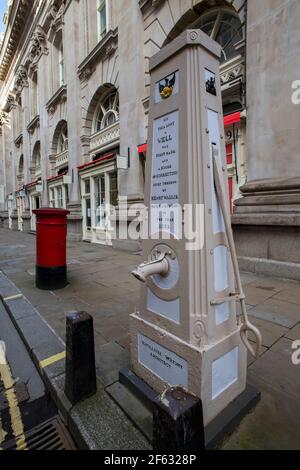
[128,29,261,438]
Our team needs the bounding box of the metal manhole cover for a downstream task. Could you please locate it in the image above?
[2,416,76,450]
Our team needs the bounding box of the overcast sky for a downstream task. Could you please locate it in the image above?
[0,1,7,34]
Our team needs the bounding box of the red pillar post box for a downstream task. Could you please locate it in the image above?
[33,208,70,290]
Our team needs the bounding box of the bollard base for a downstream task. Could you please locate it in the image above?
[36,265,68,290]
[65,312,97,405]
[119,368,260,449]
[153,387,205,451]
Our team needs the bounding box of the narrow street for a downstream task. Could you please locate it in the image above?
[0,294,75,449]
[0,228,300,449]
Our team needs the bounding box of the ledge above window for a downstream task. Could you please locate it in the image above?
[14,133,23,148]
[27,115,40,135]
[46,85,67,115]
[77,28,118,83]
[139,0,165,15]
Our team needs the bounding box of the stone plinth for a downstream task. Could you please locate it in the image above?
[233,177,300,279]
[0,211,9,229]
[67,202,83,242]
[11,211,19,231]
[22,210,32,233]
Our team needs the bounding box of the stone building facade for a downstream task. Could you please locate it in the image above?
[0,0,299,278]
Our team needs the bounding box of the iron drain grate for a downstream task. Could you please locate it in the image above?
[2,416,76,450]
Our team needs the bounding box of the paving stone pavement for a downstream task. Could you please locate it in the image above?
[0,228,300,449]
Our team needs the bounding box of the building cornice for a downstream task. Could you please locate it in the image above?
[77,28,118,83]
[0,0,34,81]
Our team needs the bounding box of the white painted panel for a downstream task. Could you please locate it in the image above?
[147,288,180,324]
[215,302,230,325]
[150,111,179,236]
[138,334,188,387]
[152,256,179,290]
[214,245,228,292]
[207,108,225,235]
[212,347,239,400]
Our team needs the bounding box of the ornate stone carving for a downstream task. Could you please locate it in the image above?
[27,115,40,134]
[89,122,120,152]
[26,25,48,77]
[4,93,16,113]
[48,4,64,43]
[14,134,23,149]
[78,66,93,83]
[220,56,245,88]
[55,150,69,170]
[13,65,28,97]
[0,111,10,126]
[0,111,10,136]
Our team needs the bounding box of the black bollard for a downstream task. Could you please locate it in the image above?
[153,386,205,451]
[65,311,97,405]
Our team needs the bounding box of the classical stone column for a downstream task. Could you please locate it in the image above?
[114,0,146,251]
[38,52,50,208]
[232,0,300,280]
[64,0,83,241]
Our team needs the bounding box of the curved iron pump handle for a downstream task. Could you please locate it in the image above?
[212,148,262,359]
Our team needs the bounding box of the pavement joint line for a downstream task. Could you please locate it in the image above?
[39,351,66,370]
[3,294,23,302]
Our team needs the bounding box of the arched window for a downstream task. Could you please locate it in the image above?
[94,89,119,133]
[18,155,24,175]
[57,123,68,153]
[32,142,41,178]
[36,150,41,170]
[17,154,24,189]
[194,8,243,63]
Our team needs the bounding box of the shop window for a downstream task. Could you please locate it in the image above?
[94,174,106,228]
[48,184,68,209]
[84,178,91,195]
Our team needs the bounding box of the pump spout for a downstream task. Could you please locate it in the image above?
[132,254,169,283]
